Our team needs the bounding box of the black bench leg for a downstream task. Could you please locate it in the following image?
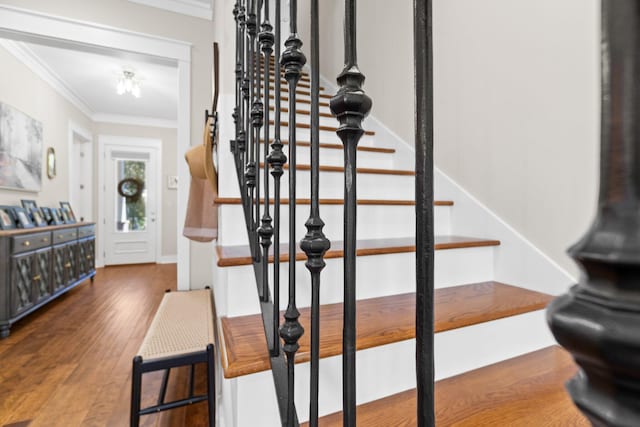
[206,344,216,427]
[158,368,171,406]
[131,356,143,427]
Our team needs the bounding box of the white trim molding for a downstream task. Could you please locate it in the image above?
[93,113,178,129]
[128,0,213,20]
[0,39,93,117]
[159,255,178,264]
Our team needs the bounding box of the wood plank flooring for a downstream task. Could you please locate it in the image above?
[221,282,551,378]
[0,264,207,427]
[309,346,588,426]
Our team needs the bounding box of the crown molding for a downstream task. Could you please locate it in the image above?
[93,113,178,129]
[0,39,94,118]
[128,0,213,20]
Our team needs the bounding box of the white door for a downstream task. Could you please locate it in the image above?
[103,142,159,265]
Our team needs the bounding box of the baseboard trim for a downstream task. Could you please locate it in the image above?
[158,255,178,264]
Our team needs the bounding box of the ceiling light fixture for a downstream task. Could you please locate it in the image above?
[117,70,141,98]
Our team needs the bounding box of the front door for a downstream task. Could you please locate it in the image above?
[103,141,159,265]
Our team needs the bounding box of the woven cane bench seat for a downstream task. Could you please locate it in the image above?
[138,288,215,361]
[131,288,216,427]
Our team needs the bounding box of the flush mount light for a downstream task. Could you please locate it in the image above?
[117,70,142,98]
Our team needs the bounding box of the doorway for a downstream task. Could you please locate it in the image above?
[100,136,161,266]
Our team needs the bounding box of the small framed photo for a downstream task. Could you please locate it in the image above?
[59,202,77,224]
[60,209,71,224]
[30,209,47,227]
[40,207,53,224]
[0,206,16,230]
[50,208,64,225]
[21,199,38,211]
[13,207,34,229]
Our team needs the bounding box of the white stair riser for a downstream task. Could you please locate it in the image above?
[265,112,337,128]
[274,126,377,147]
[218,204,450,246]
[266,170,414,199]
[257,144,394,169]
[214,246,495,317]
[219,310,555,427]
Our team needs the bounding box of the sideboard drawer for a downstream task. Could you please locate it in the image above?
[78,225,95,239]
[53,229,77,244]
[11,232,52,255]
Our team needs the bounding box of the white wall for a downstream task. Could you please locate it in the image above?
[0,44,93,207]
[299,0,600,280]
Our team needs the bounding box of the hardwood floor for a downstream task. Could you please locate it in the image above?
[0,264,208,427]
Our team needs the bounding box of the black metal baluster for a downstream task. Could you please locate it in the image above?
[547,1,640,425]
[268,0,286,357]
[246,0,258,262]
[253,0,263,264]
[300,0,330,425]
[232,0,241,156]
[329,1,371,425]
[239,0,248,180]
[278,0,306,425]
[414,0,435,425]
[258,0,274,304]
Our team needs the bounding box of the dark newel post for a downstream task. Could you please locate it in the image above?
[278,0,305,425]
[268,0,286,357]
[258,0,274,303]
[547,1,640,425]
[329,0,372,425]
[300,0,331,425]
[413,0,435,425]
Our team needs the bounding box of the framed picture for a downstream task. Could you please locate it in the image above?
[30,208,47,227]
[60,209,72,224]
[0,102,43,192]
[40,207,53,224]
[59,202,77,223]
[21,199,38,211]
[50,208,64,225]
[12,207,34,229]
[47,147,56,179]
[0,206,16,230]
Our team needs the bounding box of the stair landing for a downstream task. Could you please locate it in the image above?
[308,346,588,426]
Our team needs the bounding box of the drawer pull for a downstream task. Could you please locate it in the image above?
[23,241,30,247]
[41,238,48,243]
[64,263,71,268]
[58,235,63,239]
[33,275,41,282]
[86,255,92,259]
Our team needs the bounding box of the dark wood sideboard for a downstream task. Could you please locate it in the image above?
[0,222,96,338]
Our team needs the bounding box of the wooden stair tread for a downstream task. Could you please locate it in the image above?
[258,163,415,176]
[268,79,321,90]
[217,235,500,268]
[215,197,452,206]
[308,346,587,427]
[268,85,333,99]
[270,120,375,136]
[220,282,551,378]
[260,139,395,154]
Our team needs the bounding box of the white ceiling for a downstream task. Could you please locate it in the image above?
[22,41,178,122]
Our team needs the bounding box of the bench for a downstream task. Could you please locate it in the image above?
[131,288,216,426]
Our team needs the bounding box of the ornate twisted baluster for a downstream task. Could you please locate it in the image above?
[547,2,640,425]
[232,0,241,155]
[252,0,264,265]
[268,0,286,357]
[329,0,372,424]
[239,0,249,191]
[258,0,274,303]
[278,0,306,424]
[300,0,330,425]
[414,0,435,425]
[245,0,258,254]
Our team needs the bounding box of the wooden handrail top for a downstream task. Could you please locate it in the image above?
[221,282,551,378]
[216,235,500,267]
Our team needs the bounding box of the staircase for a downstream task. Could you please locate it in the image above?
[212,59,586,425]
